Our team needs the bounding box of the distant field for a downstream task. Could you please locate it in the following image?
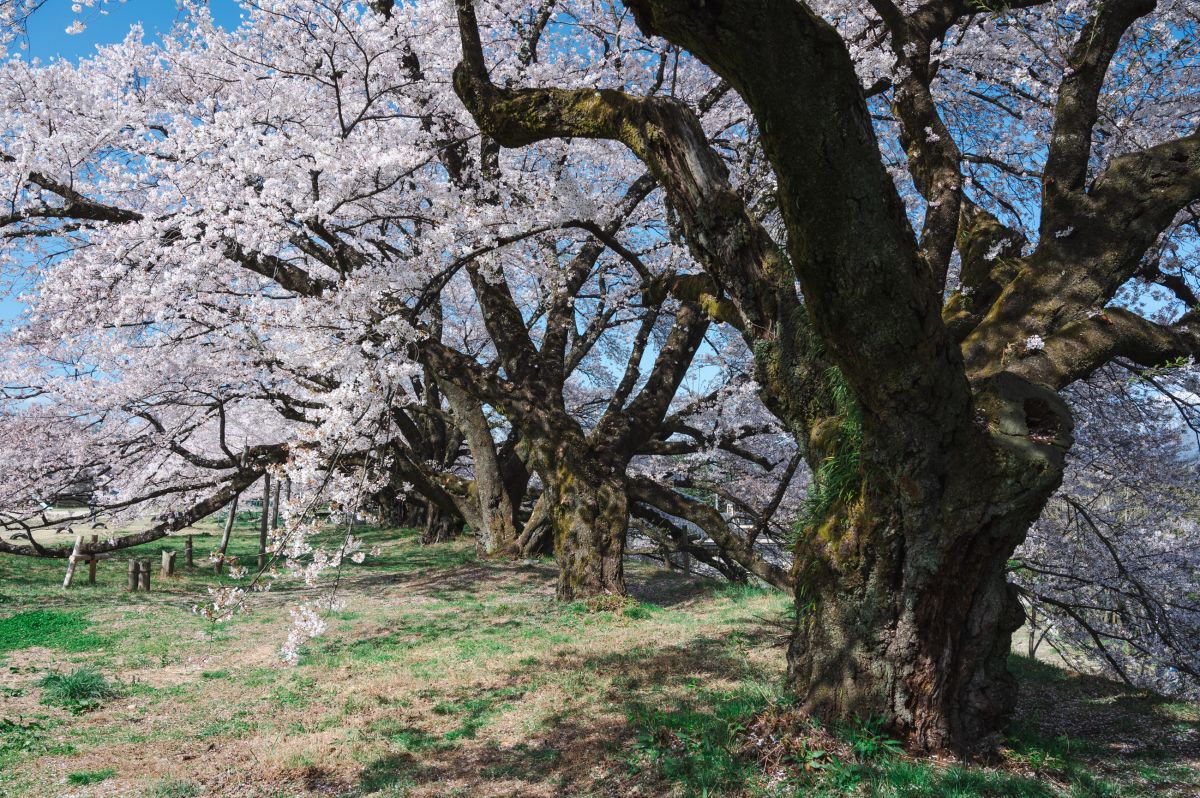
[0,525,1196,797]
[3,508,241,549]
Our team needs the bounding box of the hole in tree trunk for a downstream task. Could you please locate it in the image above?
[1023,397,1061,443]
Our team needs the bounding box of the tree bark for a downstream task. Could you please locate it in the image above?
[420,504,462,544]
[788,377,1072,754]
[515,492,554,557]
[543,449,627,600]
[374,484,425,529]
[438,376,518,556]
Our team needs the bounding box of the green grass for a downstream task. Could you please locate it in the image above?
[144,780,200,798]
[0,524,1195,798]
[369,718,453,753]
[67,768,116,785]
[269,675,317,709]
[857,760,1056,798]
[0,719,48,769]
[626,684,781,797]
[0,718,75,775]
[0,609,101,653]
[433,685,525,741]
[619,650,1199,798]
[37,666,118,713]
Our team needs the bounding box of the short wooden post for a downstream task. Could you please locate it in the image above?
[128,559,139,592]
[161,550,176,578]
[137,559,151,591]
[62,536,83,589]
[185,535,193,568]
[88,535,99,585]
[216,492,240,574]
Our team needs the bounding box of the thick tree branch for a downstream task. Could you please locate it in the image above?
[452,0,830,439]
[628,475,791,590]
[964,130,1200,377]
[1008,307,1200,389]
[0,453,282,558]
[1041,0,1157,231]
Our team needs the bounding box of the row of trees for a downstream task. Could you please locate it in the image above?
[0,0,1196,755]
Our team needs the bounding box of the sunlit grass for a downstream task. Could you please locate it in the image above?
[0,525,1194,797]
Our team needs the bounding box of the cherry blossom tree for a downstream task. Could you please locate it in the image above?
[0,0,1197,757]
[446,0,1200,753]
[1016,366,1200,700]
[0,0,789,599]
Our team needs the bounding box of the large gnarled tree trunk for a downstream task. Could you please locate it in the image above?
[790,377,1072,750]
[447,0,1200,754]
[543,449,628,600]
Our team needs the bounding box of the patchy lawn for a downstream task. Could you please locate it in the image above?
[0,526,1196,797]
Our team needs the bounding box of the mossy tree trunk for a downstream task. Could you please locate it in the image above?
[789,377,1072,752]
[543,450,628,600]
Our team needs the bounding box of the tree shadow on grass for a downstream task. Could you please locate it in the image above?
[341,558,558,599]
[1013,654,1199,740]
[1010,654,1199,795]
[351,630,774,797]
[354,715,639,797]
[626,567,724,608]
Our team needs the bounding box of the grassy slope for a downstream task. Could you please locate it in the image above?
[0,525,1195,798]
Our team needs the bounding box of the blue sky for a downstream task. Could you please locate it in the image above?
[22,0,243,62]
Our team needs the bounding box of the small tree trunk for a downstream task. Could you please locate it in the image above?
[62,536,82,589]
[516,494,554,557]
[398,500,425,530]
[258,474,271,571]
[439,377,518,556]
[216,492,240,574]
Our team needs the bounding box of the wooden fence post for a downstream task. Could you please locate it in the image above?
[62,536,82,589]
[88,535,98,584]
[128,559,139,592]
[161,550,176,578]
[271,479,281,533]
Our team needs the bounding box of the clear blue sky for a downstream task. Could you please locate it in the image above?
[22,0,244,62]
[0,1,244,323]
